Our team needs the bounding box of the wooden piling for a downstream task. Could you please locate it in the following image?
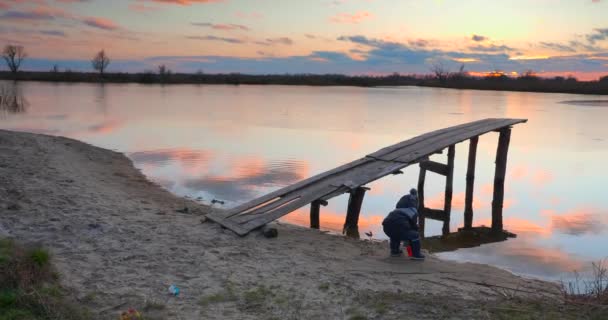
[492,128,511,233]
[343,187,367,238]
[310,199,328,229]
[464,137,479,229]
[443,145,455,236]
[417,166,427,238]
[310,201,321,229]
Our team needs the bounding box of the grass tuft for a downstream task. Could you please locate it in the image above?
[29,249,50,268]
[561,259,608,306]
[0,238,90,320]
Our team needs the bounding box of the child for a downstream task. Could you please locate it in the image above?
[382,188,425,260]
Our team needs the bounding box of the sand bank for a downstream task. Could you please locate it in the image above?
[0,129,562,319]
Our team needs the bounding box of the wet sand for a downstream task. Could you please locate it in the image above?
[0,129,561,319]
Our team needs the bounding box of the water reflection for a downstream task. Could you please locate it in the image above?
[0,82,28,116]
[95,84,107,113]
[128,148,309,204]
[547,208,606,236]
[183,160,307,201]
[130,148,212,166]
[1,82,607,282]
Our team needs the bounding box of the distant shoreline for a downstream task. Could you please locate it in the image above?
[1,71,607,95]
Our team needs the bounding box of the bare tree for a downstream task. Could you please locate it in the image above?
[158,64,171,83]
[91,50,110,76]
[430,62,450,83]
[158,64,167,75]
[2,45,27,74]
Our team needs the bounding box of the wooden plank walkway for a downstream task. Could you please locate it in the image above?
[207,118,527,236]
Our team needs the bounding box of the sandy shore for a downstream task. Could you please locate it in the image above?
[0,129,562,319]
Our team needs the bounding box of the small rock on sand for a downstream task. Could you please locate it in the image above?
[262,226,278,238]
[7,203,21,210]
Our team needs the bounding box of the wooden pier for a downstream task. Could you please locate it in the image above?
[207,118,527,236]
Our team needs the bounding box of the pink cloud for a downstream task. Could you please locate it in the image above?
[139,0,225,5]
[330,11,373,24]
[6,0,47,4]
[129,4,160,12]
[0,6,73,20]
[191,22,249,31]
[82,17,119,30]
[211,23,248,31]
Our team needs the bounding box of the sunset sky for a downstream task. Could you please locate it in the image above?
[1,0,608,79]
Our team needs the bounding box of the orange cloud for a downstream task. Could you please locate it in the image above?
[83,17,119,30]
[141,0,225,5]
[129,4,161,12]
[330,11,373,24]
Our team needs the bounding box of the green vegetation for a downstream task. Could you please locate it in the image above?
[318,282,330,291]
[198,291,237,306]
[0,238,90,320]
[242,285,273,310]
[1,70,607,95]
[198,280,238,307]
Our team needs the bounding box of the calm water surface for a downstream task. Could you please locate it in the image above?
[1,81,607,282]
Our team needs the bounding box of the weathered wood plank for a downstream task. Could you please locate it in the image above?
[239,186,339,233]
[387,119,525,163]
[368,119,493,158]
[228,118,524,217]
[464,136,479,229]
[231,194,302,224]
[420,160,449,176]
[375,119,513,161]
[224,157,372,215]
[422,208,447,221]
[492,128,511,233]
[211,118,527,236]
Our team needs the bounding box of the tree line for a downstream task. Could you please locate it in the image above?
[2,43,608,94]
[3,44,111,76]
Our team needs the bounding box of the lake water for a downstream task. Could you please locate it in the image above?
[1,80,607,282]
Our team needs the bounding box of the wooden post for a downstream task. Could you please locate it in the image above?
[442,145,455,236]
[310,200,321,229]
[343,187,367,238]
[417,166,427,238]
[464,137,479,229]
[492,128,511,233]
[310,199,328,229]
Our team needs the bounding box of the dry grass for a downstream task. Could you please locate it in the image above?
[561,259,608,306]
[0,238,90,320]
